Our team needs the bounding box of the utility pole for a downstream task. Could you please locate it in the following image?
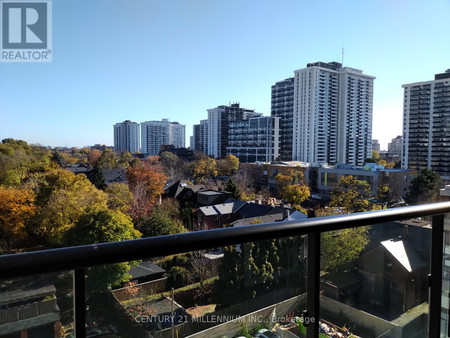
[171,287,175,338]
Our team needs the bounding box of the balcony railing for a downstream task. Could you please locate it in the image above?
[1,202,450,337]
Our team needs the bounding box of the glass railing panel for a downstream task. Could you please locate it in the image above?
[319,219,432,338]
[87,236,308,337]
[0,272,74,338]
[441,214,450,337]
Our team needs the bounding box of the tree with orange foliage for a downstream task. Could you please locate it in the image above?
[126,162,167,219]
[0,188,36,250]
[88,149,102,165]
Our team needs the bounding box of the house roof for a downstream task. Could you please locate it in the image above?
[381,238,427,273]
[0,284,56,305]
[198,190,223,196]
[164,180,206,199]
[396,218,431,228]
[196,201,246,216]
[129,261,166,280]
[231,212,285,226]
[284,210,308,221]
[237,203,274,218]
[198,205,218,216]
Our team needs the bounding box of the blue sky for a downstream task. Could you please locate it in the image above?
[1,0,449,150]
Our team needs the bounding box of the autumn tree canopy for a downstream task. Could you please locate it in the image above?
[105,183,134,215]
[0,188,37,250]
[126,162,167,219]
[329,175,371,213]
[275,170,310,210]
[217,154,239,176]
[30,168,108,244]
[188,154,218,182]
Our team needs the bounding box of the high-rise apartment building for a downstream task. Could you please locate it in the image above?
[141,119,185,156]
[388,136,402,155]
[192,119,208,154]
[227,116,280,163]
[207,103,261,159]
[292,61,374,165]
[402,70,450,179]
[271,78,294,160]
[372,140,381,153]
[113,120,140,153]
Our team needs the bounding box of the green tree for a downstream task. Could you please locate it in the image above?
[105,183,134,215]
[138,201,187,237]
[225,178,241,200]
[119,151,134,169]
[50,151,65,167]
[214,246,241,307]
[329,175,370,213]
[90,161,107,190]
[0,140,51,187]
[320,175,373,273]
[215,238,296,308]
[63,210,141,295]
[98,149,118,169]
[406,168,442,204]
[322,227,369,273]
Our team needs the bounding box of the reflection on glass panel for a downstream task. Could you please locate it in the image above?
[320,219,431,338]
[89,237,308,337]
[441,215,450,338]
[0,272,73,338]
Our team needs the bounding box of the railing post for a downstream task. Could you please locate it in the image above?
[429,214,444,337]
[307,232,320,338]
[74,268,86,338]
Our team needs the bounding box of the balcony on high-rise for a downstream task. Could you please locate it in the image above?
[1,203,450,338]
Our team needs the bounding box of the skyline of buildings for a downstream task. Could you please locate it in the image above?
[402,69,450,179]
[114,119,185,155]
[112,66,450,183]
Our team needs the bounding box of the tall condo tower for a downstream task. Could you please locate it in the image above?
[113,120,140,153]
[292,61,375,165]
[207,103,261,159]
[402,69,450,179]
[141,119,185,156]
[271,78,294,160]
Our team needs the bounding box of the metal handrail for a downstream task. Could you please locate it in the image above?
[1,202,450,279]
[1,201,450,338]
